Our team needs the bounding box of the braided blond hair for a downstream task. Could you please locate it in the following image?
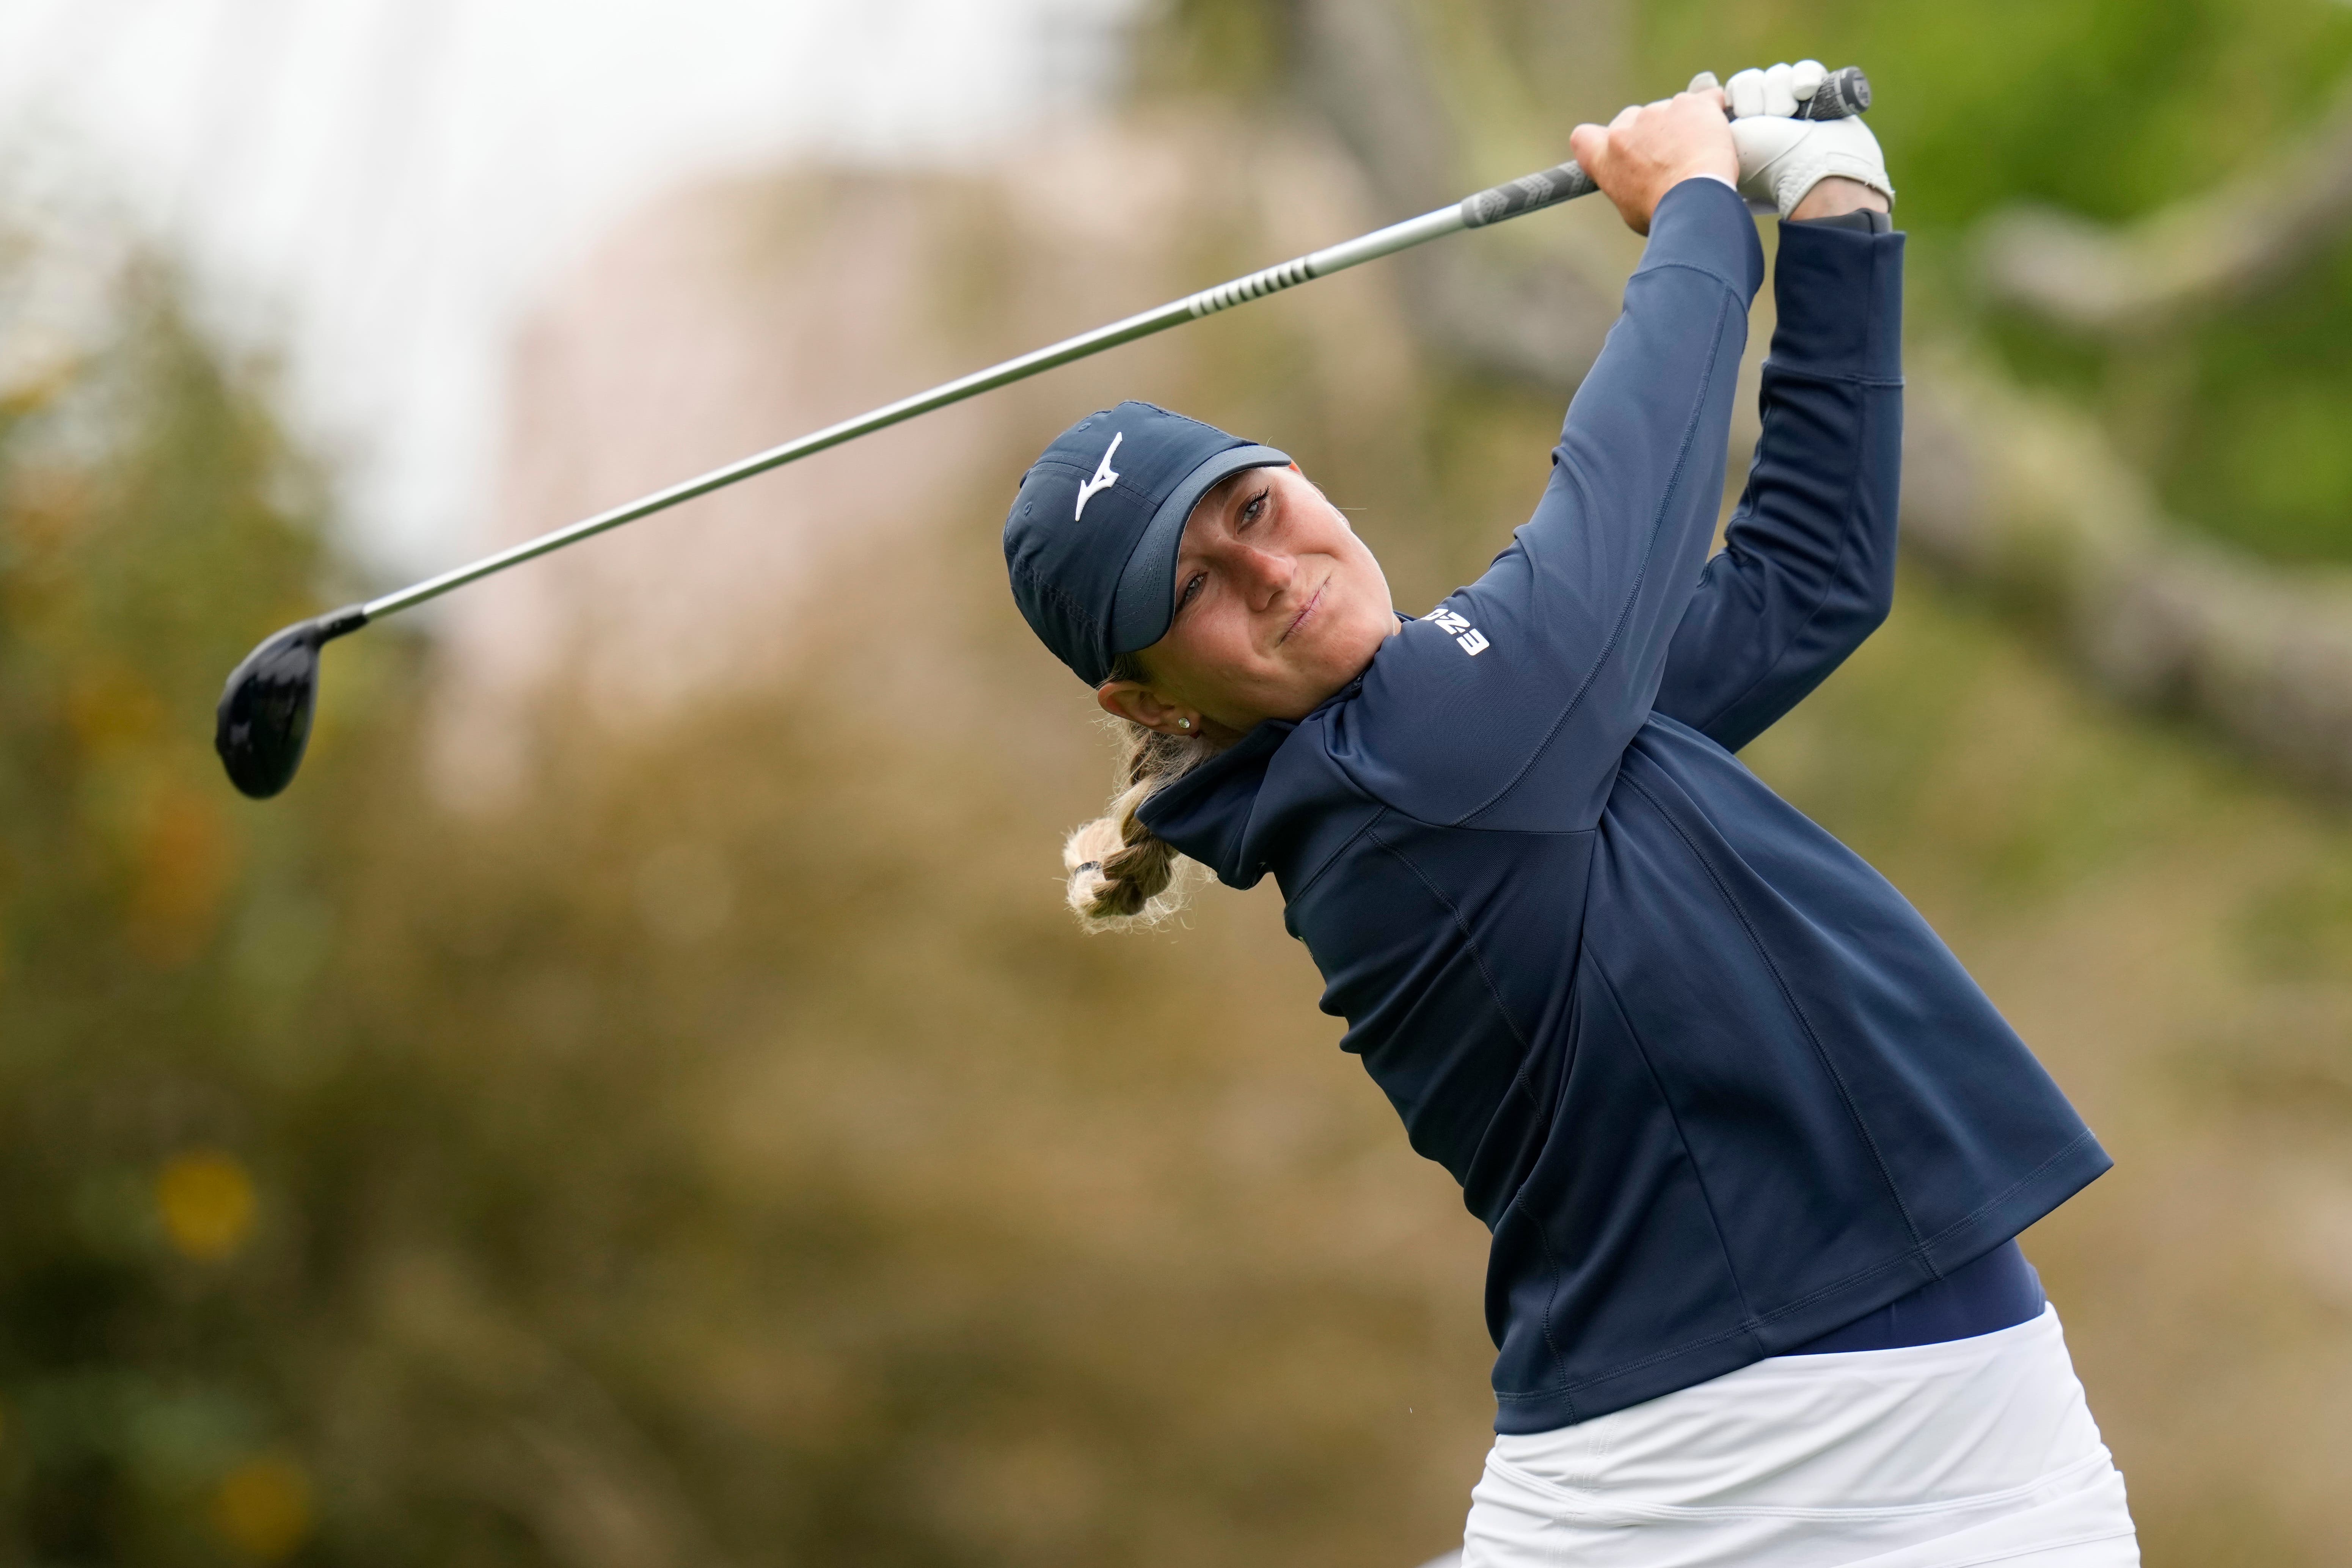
[1063,656,1216,932]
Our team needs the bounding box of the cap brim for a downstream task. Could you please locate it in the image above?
[1107,444,1292,661]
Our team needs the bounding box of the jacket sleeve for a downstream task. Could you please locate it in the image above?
[1652,216,1905,752]
[1332,177,1763,831]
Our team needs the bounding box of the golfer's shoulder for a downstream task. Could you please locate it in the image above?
[1316,608,1588,827]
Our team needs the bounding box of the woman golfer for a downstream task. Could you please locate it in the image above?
[1003,75,2138,1566]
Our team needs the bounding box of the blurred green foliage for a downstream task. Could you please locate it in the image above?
[0,217,1499,1566]
[1638,0,2352,229]
[1639,0,2352,562]
[0,248,347,1561]
[1165,0,2352,559]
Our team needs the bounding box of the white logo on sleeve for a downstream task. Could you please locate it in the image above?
[1423,605,1490,656]
[1074,431,1124,520]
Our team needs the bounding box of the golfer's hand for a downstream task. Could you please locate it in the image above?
[1701,60,1895,219]
[1570,89,1738,237]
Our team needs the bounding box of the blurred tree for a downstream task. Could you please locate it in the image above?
[0,179,1505,1567]
[0,231,360,1562]
[1639,0,2352,231]
[1136,0,2352,793]
[1637,0,2352,564]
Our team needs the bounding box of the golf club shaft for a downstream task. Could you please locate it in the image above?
[356,61,1872,625]
[358,168,1584,622]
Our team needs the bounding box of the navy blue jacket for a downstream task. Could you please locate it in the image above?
[1140,180,2110,1432]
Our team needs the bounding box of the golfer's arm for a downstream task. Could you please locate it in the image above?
[1517,178,1764,718]
[1422,179,1762,828]
[1653,215,1905,751]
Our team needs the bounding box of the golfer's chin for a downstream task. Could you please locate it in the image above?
[1256,612,1390,722]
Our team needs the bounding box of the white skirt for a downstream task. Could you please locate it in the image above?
[1452,1306,2138,1568]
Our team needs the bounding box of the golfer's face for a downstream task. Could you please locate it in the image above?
[1145,464,1396,731]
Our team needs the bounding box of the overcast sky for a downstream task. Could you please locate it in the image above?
[0,0,1137,574]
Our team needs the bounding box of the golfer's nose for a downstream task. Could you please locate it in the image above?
[1234,544,1295,609]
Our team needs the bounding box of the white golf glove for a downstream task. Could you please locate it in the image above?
[1689,61,1894,218]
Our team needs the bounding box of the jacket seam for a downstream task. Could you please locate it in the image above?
[1460,288,1738,828]
[1633,258,1754,299]
[1363,827,1548,1107]
[1366,824,1575,1407]
[1618,763,1928,1253]
[1285,807,1386,904]
[1584,952,1766,1342]
[1494,1129,2107,1400]
[1689,381,1878,741]
[1916,1127,2107,1254]
[1692,224,1898,743]
[1757,360,1904,389]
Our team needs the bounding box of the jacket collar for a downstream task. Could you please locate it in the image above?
[1136,669,1373,888]
[1136,717,1295,887]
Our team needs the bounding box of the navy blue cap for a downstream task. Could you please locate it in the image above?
[1004,401,1289,686]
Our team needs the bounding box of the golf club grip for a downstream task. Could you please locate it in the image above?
[1459,64,1871,228]
[1460,163,1599,228]
[1798,65,1872,119]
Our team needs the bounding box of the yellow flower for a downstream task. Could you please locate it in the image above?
[157,1151,257,1261]
[212,1455,312,1560]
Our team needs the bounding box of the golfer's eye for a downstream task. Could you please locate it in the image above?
[1178,571,1207,609]
[1239,489,1269,529]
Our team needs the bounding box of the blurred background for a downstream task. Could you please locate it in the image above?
[4,0,2351,1562]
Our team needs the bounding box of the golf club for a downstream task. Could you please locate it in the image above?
[215,66,1872,799]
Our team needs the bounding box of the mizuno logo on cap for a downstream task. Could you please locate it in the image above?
[1074,432,1123,520]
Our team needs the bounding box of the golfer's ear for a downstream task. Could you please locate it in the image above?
[1097,680,1181,735]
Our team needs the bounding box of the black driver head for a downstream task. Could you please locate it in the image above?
[214,605,368,799]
